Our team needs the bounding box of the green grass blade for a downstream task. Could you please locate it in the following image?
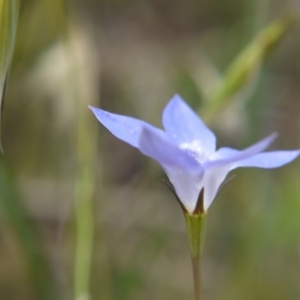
[202,14,295,121]
[0,0,19,150]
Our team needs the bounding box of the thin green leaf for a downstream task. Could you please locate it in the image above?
[0,0,20,151]
[202,14,295,121]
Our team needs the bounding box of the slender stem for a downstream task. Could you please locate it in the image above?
[192,257,201,300]
[58,4,97,298]
[184,213,206,300]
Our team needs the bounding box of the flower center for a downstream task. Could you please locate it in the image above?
[179,140,206,163]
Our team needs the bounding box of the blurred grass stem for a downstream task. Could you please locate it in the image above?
[0,0,19,150]
[201,14,295,122]
[58,3,97,298]
[71,43,96,300]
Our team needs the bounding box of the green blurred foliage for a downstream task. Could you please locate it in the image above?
[0,0,300,299]
[0,0,19,149]
[201,14,295,121]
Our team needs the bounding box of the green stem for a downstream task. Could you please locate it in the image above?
[74,169,94,300]
[184,213,207,300]
[58,5,97,298]
[184,213,207,260]
[192,257,201,300]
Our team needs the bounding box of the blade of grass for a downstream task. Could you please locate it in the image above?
[0,0,19,151]
[202,14,295,121]
[57,2,98,298]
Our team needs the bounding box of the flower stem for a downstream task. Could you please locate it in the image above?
[192,257,201,300]
[184,213,206,260]
[184,213,206,300]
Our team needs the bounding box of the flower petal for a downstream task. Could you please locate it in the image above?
[139,126,200,169]
[89,106,158,148]
[201,132,278,211]
[230,150,300,169]
[207,132,278,167]
[139,126,204,213]
[201,165,232,211]
[163,165,204,213]
[201,148,300,211]
[162,95,216,155]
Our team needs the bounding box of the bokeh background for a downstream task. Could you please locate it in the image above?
[1,0,300,299]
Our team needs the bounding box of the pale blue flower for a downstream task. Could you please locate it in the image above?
[89,95,300,214]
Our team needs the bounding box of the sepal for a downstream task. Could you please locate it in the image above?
[184,211,207,260]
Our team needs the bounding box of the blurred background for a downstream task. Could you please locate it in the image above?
[0,0,300,299]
